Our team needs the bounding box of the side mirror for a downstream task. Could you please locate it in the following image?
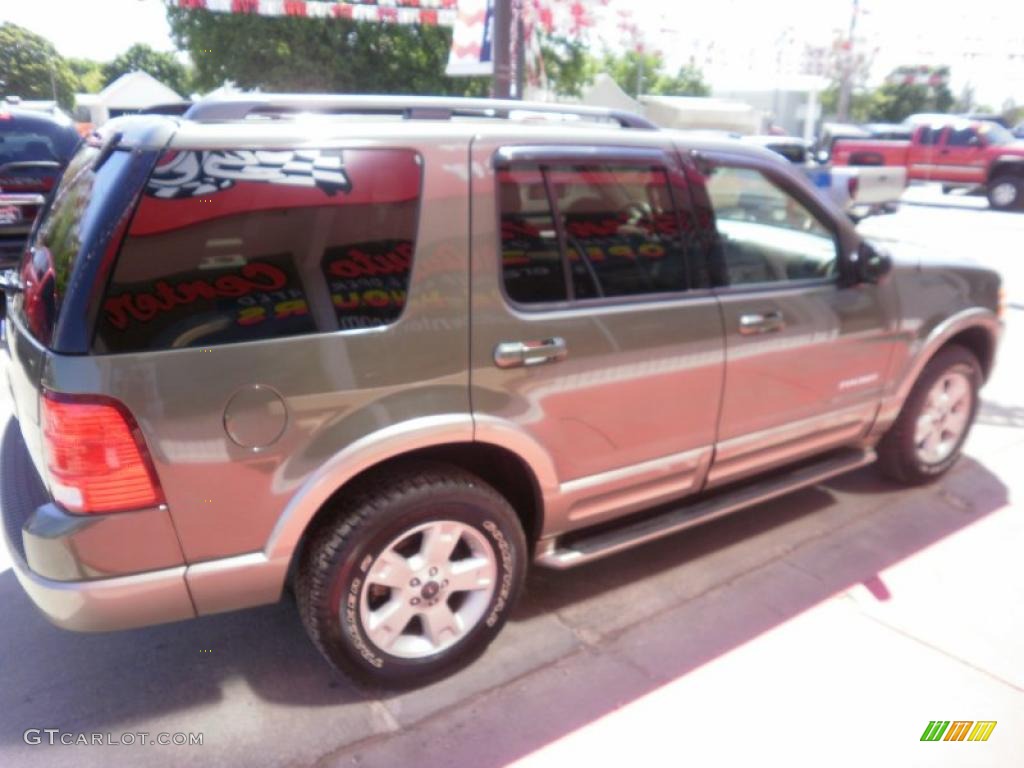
[853,241,892,284]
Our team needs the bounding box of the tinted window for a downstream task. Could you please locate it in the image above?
[705,165,837,285]
[16,143,118,345]
[498,167,567,304]
[499,160,695,304]
[95,148,420,353]
[918,126,944,146]
[0,116,78,166]
[947,127,978,147]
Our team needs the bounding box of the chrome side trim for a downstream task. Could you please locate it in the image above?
[707,404,874,488]
[535,448,876,569]
[559,446,712,527]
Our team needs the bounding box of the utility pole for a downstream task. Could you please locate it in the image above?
[492,0,513,99]
[836,0,859,122]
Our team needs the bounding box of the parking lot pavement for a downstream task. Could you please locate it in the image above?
[1,191,1022,767]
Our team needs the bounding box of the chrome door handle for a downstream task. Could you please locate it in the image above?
[738,311,785,335]
[494,337,568,369]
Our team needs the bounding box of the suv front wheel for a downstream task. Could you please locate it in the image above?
[296,463,527,687]
[877,344,982,485]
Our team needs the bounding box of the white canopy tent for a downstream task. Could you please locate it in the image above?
[74,72,182,126]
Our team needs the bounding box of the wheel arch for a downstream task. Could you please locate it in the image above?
[265,417,558,590]
[987,157,1024,183]
[898,309,1000,403]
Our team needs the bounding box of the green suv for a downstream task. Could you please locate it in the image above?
[0,96,1003,686]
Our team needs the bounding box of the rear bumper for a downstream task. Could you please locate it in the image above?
[1,417,196,631]
[8,558,196,632]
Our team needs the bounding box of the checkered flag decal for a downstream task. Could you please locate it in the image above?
[146,149,352,199]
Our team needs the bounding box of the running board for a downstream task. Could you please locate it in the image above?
[534,448,876,569]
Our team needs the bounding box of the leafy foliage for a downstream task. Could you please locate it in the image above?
[538,36,596,98]
[102,44,191,96]
[601,50,663,98]
[650,63,711,98]
[0,23,78,108]
[594,50,711,99]
[822,66,956,124]
[68,58,106,94]
[865,81,953,123]
[165,7,487,96]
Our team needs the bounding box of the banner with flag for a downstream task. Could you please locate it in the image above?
[444,0,495,77]
[175,0,459,27]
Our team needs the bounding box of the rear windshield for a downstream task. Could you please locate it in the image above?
[16,144,130,346]
[94,148,422,353]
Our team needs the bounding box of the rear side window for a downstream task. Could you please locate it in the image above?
[16,143,117,345]
[918,126,944,146]
[499,159,699,305]
[94,148,421,353]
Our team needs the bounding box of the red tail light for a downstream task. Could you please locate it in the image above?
[41,392,164,514]
[847,176,860,199]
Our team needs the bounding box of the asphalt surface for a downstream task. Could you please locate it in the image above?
[1,184,1022,767]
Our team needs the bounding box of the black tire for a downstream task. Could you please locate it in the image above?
[296,462,527,687]
[986,176,1023,211]
[877,345,982,485]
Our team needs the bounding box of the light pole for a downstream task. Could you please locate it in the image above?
[837,0,860,122]
[492,0,513,99]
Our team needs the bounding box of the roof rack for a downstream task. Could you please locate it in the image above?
[182,95,658,131]
[140,101,194,116]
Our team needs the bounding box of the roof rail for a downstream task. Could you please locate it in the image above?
[182,95,658,131]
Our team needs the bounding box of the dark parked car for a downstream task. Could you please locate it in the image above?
[0,104,80,268]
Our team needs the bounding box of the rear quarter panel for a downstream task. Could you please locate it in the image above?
[42,138,474,564]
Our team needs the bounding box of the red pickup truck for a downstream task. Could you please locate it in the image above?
[832,120,1024,211]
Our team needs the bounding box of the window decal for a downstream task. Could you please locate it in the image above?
[146,149,353,199]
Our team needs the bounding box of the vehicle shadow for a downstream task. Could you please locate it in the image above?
[366,455,1010,767]
[0,456,1009,767]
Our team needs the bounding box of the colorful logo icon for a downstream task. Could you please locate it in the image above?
[921,721,997,742]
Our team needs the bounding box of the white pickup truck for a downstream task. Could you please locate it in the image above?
[742,135,907,219]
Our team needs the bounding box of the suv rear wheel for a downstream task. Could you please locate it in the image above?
[296,463,527,687]
[877,345,981,485]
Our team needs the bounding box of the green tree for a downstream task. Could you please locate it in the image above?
[0,23,77,108]
[820,84,873,123]
[102,43,191,96]
[539,35,597,98]
[68,57,105,94]
[866,80,954,123]
[863,66,954,123]
[601,49,665,98]
[650,62,710,97]
[165,6,487,96]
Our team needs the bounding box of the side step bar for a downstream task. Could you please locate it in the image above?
[534,447,876,569]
